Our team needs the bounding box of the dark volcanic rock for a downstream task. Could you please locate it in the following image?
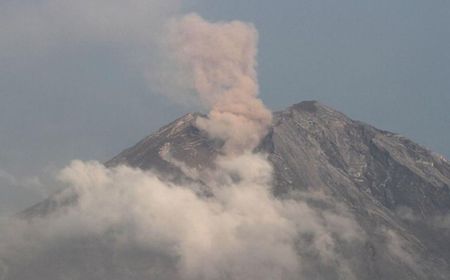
[14,101,450,279]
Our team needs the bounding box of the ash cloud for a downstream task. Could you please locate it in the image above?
[166,14,272,154]
[0,8,365,280]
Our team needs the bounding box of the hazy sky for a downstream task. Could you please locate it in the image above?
[1,0,449,216]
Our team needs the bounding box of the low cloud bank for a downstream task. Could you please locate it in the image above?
[0,157,364,280]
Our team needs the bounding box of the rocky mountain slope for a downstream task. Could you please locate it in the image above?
[11,101,450,279]
[105,100,450,279]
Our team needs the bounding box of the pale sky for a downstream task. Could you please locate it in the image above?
[1,0,449,216]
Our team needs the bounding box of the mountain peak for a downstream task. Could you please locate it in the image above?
[291,100,320,112]
[105,101,450,217]
[286,100,352,122]
[19,101,450,280]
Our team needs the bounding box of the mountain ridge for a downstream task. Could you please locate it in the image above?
[107,100,450,215]
[13,100,450,280]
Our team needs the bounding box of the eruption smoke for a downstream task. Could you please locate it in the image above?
[167,14,272,154]
[0,10,365,280]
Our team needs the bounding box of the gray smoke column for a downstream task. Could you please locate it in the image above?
[167,14,272,154]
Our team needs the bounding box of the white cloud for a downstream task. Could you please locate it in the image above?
[0,158,364,279]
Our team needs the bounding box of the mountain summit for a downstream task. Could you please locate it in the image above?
[108,100,450,216]
[105,100,450,279]
[8,101,450,280]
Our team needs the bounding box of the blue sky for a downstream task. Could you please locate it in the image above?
[0,0,449,216]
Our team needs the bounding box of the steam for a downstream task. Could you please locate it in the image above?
[167,14,272,154]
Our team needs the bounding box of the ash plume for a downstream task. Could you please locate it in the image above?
[0,8,366,280]
[167,14,272,154]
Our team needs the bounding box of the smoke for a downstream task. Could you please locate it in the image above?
[0,9,365,280]
[0,160,363,280]
[166,14,272,154]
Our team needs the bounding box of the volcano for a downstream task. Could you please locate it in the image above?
[10,101,450,280]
